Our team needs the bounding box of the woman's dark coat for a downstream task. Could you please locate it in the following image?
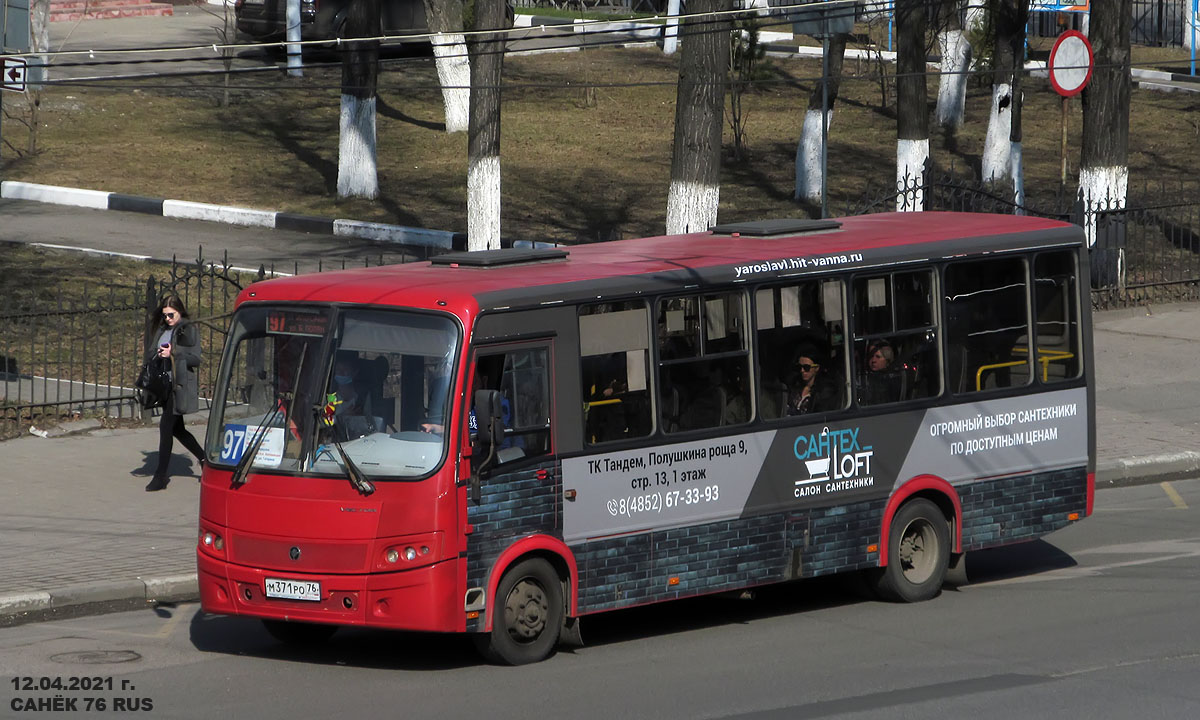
[157,319,202,415]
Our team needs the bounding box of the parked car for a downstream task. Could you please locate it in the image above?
[234,0,429,43]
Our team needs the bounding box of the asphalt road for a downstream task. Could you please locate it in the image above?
[1,478,1197,719]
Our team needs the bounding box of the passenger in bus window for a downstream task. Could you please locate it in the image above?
[859,339,902,405]
[788,346,837,415]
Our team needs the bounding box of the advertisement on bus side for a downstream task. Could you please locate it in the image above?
[561,387,1088,543]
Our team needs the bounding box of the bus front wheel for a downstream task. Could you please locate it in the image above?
[871,498,950,603]
[474,558,563,665]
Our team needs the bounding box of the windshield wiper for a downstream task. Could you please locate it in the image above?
[327,433,375,496]
[231,398,283,487]
[233,353,305,487]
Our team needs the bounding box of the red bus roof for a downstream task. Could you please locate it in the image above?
[239,212,1080,312]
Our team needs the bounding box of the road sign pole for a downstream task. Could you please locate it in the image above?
[1060,95,1068,187]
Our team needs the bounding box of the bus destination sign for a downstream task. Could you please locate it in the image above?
[266,310,329,337]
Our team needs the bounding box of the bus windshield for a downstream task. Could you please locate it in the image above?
[208,304,459,480]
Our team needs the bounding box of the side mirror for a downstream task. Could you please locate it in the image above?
[470,389,503,501]
[474,389,504,446]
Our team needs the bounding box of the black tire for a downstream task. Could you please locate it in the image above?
[262,619,338,645]
[473,558,563,665]
[870,498,950,603]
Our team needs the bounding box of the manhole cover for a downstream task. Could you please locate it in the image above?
[49,650,142,665]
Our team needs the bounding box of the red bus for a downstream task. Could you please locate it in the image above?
[197,212,1094,664]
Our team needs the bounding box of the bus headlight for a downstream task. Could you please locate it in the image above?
[199,528,225,556]
[378,533,441,570]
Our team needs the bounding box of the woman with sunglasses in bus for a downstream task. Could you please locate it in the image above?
[788,345,837,415]
[145,296,205,492]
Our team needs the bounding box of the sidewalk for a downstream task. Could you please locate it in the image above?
[1,302,1197,626]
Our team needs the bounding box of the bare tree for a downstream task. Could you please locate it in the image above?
[15,0,52,156]
[795,32,848,202]
[204,0,240,108]
[466,0,509,250]
[337,0,382,199]
[895,0,929,211]
[666,0,732,235]
[424,0,471,132]
[934,0,970,131]
[1080,0,1131,276]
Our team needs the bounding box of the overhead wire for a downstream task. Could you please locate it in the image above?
[5,0,1106,93]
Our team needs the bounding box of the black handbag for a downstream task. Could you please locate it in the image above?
[135,356,171,409]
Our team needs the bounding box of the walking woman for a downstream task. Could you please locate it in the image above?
[146,296,205,491]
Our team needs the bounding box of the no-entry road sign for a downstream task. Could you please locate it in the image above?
[2,55,27,92]
[1048,30,1094,97]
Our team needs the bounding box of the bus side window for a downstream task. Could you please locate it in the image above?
[753,279,849,419]
[474,348,552,466]
[1034,251,1082,382]
[944,257,1032,393]
[579,301,654,445]
[656,291,751,433]
[853,270,941,406]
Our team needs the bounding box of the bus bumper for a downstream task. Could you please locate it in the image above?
[197,551,463,633]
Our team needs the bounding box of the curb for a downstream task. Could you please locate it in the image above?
[0,181,467,252]
[1095,451,1200,488]
[1,453,1195,626]
[0,574,198,628]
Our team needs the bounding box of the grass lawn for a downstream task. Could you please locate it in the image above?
[1,32,1197,246]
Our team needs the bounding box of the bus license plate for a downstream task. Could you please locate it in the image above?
[264,578,321,602]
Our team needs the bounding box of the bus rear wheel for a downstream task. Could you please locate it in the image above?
[871,498,950,603]
[262,619,338,645]
[474,558,563,665]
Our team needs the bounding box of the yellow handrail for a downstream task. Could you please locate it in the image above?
[976,348,1075,390]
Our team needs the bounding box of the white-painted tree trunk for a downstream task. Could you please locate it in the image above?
[895,139,929,211]
[935,29,970,129]
[663,0,682,55]
[795,108,830,201]
[982,82,1012,181]
[286,0,303,77]
[467,155,501,250]
[665,180,720,234]
[1078,165,1128,247]
[431,33,471,133]
[337,95,379,199]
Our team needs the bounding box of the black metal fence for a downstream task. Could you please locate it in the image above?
[1028,2,1191,48]
[0,253,273,439]
[847,171,1200,310]
[0,249,440,439]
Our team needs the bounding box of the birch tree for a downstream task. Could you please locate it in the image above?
[466,0,509,250]
[424,0,471,132]
[795,33,849,202]
[1079,0,1131,273]
[21,0,51,155]
[666,0,732,235]
[895,0,929,211]
[934,0,970,131]
[337,0,382,199]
